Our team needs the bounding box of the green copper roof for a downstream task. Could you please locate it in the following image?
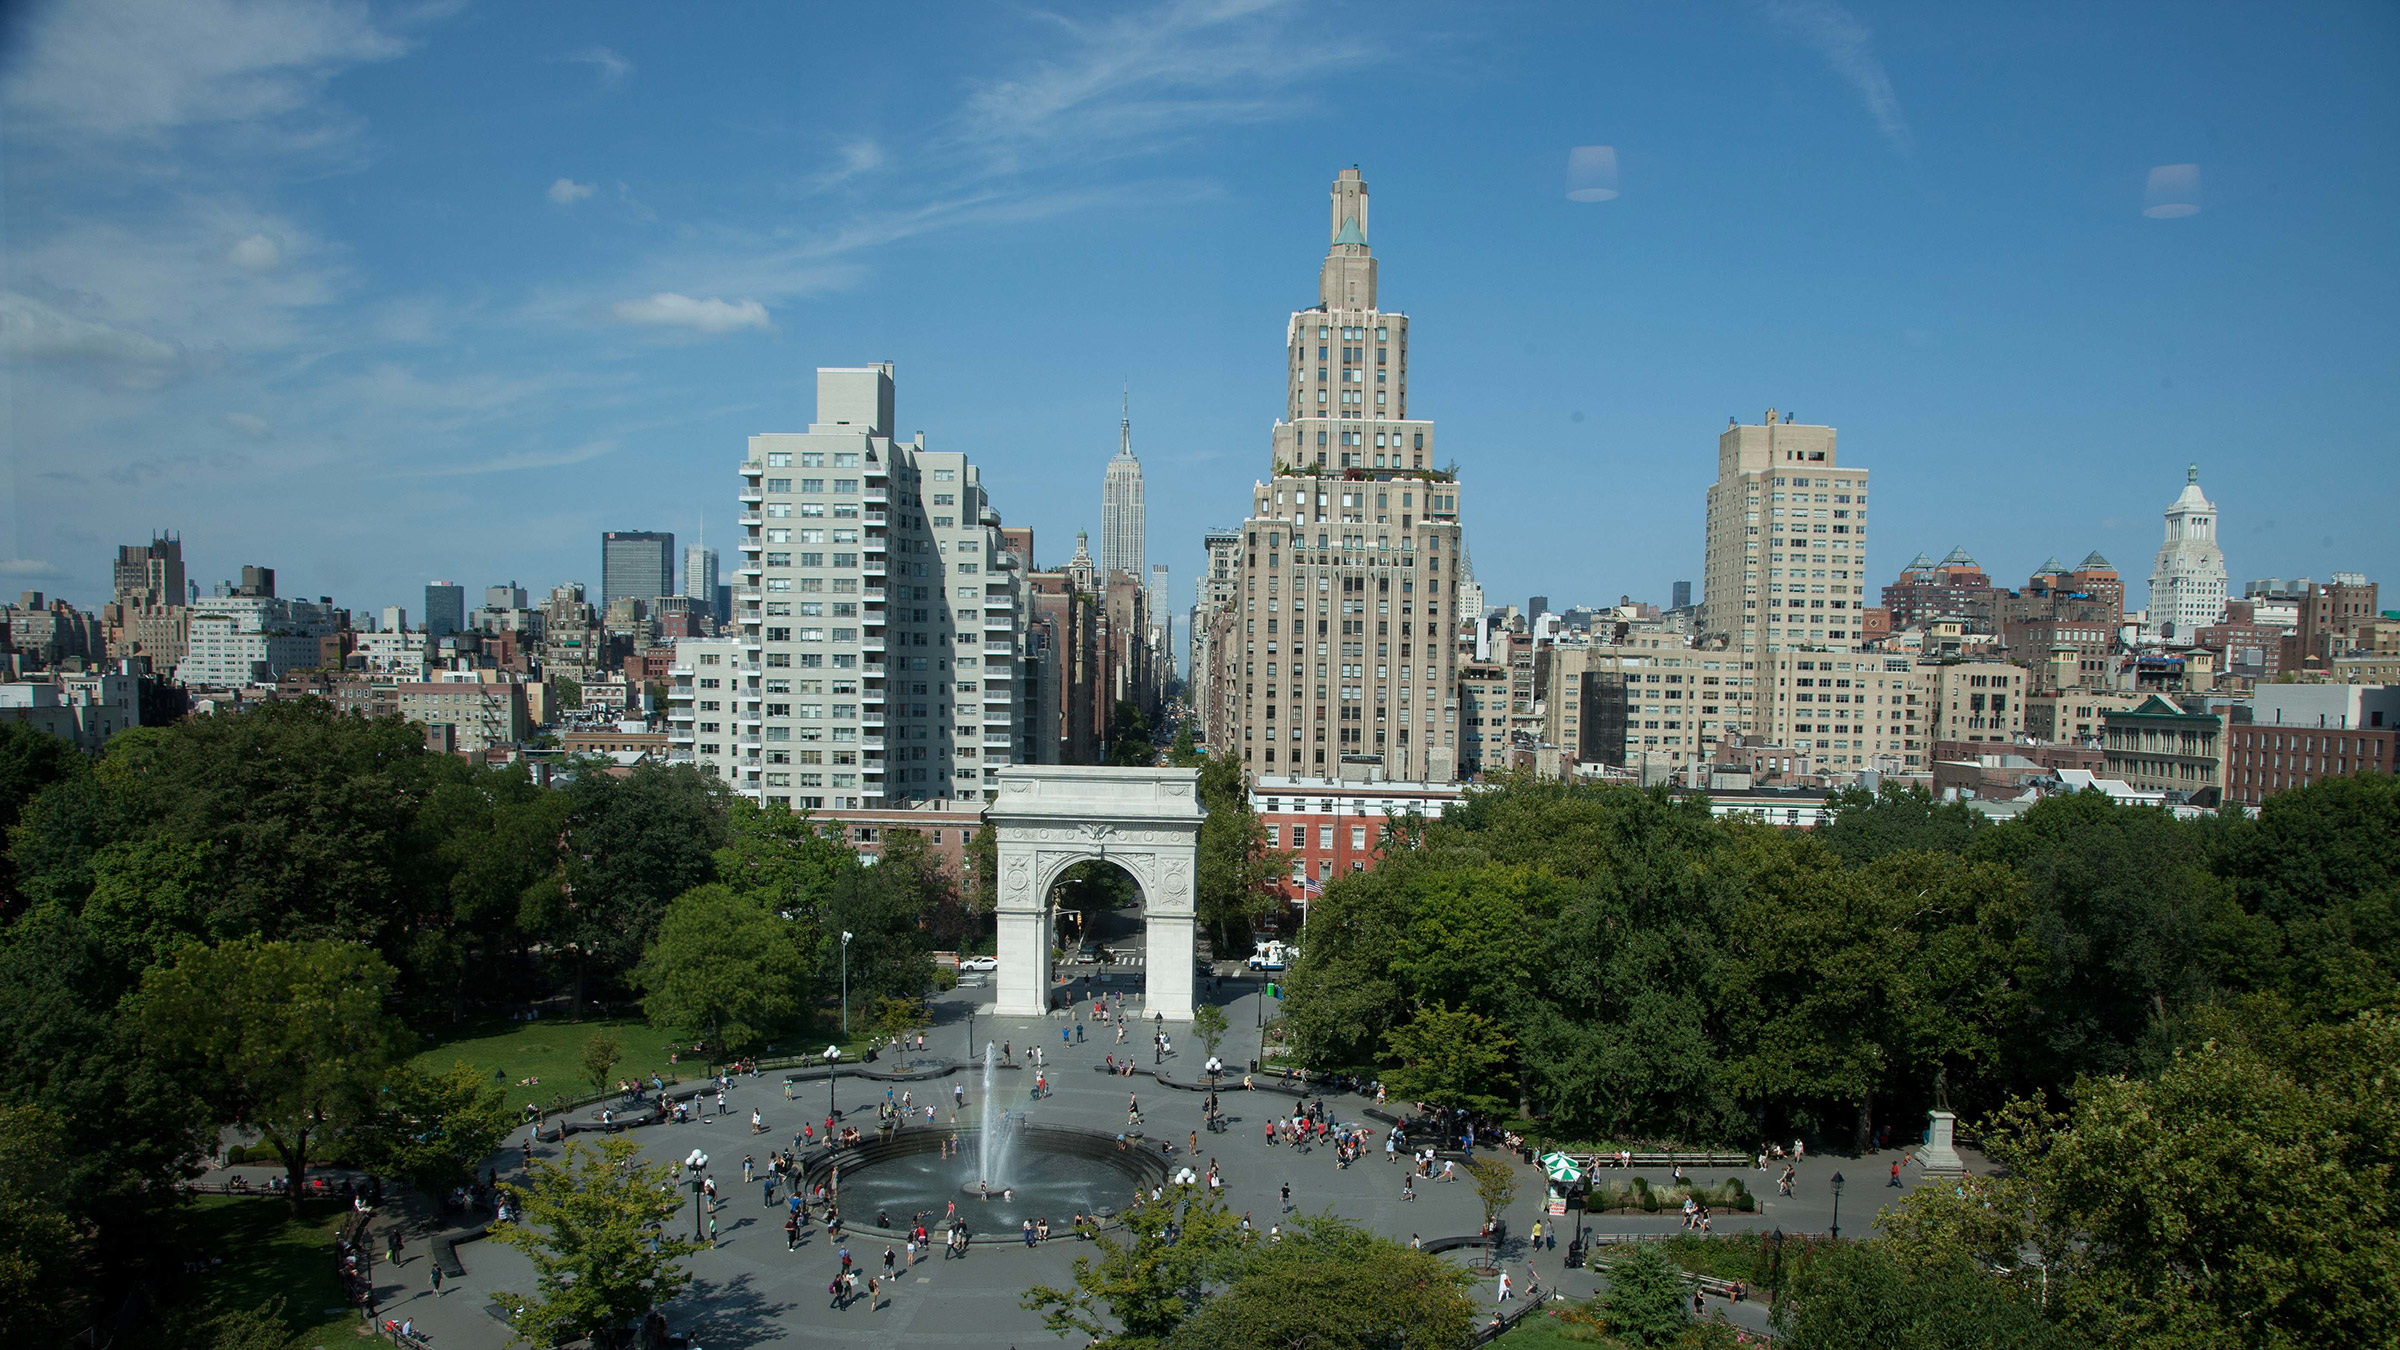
[1333,214,1366,247]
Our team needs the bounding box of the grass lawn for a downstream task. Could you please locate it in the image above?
[166,1194,356,1349]
[410,1015,703,1100]
[412,1017,886,1104]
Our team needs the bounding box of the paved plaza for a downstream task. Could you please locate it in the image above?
[336,971,1976,1348]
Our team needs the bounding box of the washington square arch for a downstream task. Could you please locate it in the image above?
[988,765,1204,1022]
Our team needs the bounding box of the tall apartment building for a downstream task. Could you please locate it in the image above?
[103,533,189,672]
[719,364,1028,809]
[1699,412,1873,763]
[1188,527,1242,744]
[602,531,675,609]
[2147,465,2228,640]
[424,581,466,638]
[173,588,340,687]
[1101,395,1146,581]
[1204,167,1466,784]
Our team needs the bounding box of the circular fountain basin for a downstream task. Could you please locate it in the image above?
[802,1124,1168,1238]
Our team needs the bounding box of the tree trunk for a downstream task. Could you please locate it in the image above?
[279,1128,309,1210]
[1853,1092,1875,1156]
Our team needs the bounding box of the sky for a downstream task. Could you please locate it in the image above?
[5,0,2397,631]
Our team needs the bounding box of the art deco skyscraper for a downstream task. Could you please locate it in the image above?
[1100,393,1145,580]
[1202,167,1465,784]
[2147,464,2229,640]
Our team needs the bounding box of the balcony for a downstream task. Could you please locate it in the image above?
[862,735,884,751]
[864,562,887,577]
[862,714,885,729]
[865,509,887,526]
[983,715,1012,728]
[668,665,693,679]
[861,636,885,653]
[738,487,763,504]
[739,511,763,526]
[865,487,889,504]
[735,586,763,601]
[863,533,887,552]
[668,707,694,723]
[984,641,1014,656]
[737,734,763,748]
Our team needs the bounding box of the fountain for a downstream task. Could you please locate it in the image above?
[798,1039,1165,1236]
[975,1041,1021,1193]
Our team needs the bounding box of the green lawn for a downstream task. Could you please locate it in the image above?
[410,1015,705,1100]
[1488,1309,1613,1347]
[165,1194,357,1349]
[412,1016,887,1105]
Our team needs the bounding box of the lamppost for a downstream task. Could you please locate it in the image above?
[684,1149,709,1242]
[1829,1172,1846,1240]
[840,930,854,1036]
[825,1046,842,1120]
[1769,1227,1786,1313]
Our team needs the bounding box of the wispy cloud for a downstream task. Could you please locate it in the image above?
[951,0,1373,173]
[1,0,406,141]
[1760,0,1912,151]
[0,559,70,580]
[391,440,619,478]
[561,45,632,87]
[0,291,184,384]
[548,177,597,205]
[609,293,773,334]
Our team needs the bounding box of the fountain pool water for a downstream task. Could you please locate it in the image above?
[803,1042,1166,1235]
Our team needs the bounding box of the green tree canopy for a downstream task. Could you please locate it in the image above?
[135,937,403,1202]
[493,1136,700,1346]
[353,1060,514,1198]
[1382,1003,1513,1117]
[1163,1215,1475,1350]
[633,883,811,1055]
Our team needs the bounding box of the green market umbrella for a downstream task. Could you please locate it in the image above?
[1541,1151,1584,1184]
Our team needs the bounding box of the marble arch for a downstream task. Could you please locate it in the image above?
[988,766,1204,1022]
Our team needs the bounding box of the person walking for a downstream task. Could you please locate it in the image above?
[786,1214,800,1250]
[430,1265,444,1296]
[1281,1181,1291,1212]
[1890,1159,1903,1187]
[1498,1269,1514,1303]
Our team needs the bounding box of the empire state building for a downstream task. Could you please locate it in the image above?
[1100,391,1145,582]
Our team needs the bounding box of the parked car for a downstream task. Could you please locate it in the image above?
[959,955,999,971]
[1076,941,1100,964]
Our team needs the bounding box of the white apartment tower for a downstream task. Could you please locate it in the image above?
[1206,167,1465,784]
[2147,464,2229,640]
[1101,393,1146,580]
[1699,411,1876,762]
[682,365,1028,809]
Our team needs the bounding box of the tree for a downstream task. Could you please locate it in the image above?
[1191,1004,1229,1063]
[821,851,934,1014]
[1192,753,1287,949]
[712,797,855,920]
[1776,1243,2075,1350]
[1023,1184,1253,1343]
[1463,1156,1518,1238]
[1167,725,1203,768]
[75,837,220,983]
[544,762,729,1011]
[552,677,582,711]
[1599,1240,1692,1347]
[632,884,810,1056]
[0,720,84,916]
[581,1031,622,1097]
[492,1136,701,1347]
[353,1061,514,1199]
[868,996,930,1062]
[1382,1003,1513,1117]
[135,937,402,1203]
[961,823,999,917]
[1163,1216,1474,1350]
[0,1104,83,1344]
[1107,699,1154,766]
[1949,1011,2400,1350]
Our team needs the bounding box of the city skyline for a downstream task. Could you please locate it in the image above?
[6,2,2395,620]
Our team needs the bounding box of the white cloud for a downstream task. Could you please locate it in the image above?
[1760,0,1912,151]
[548,177,597,205]
[230,232,283,270]
[953,0,1372,172]
[392,440,620,478]
[220,411,272,437]
[608,293,772,334]
[561,45,632,86]
[1,0,406,139]
[0,291,182,381]
[0,559,70,580]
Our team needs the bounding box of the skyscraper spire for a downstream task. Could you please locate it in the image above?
[1101,390,1145,580]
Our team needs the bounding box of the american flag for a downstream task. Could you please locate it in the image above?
[1300,874,1323,897]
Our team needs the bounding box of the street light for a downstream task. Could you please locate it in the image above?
[684,1149,709,1242]
[825,1046,842,1120]
[840,930,855,1036]
[1769,1227,1785,1312]
[1829,1172,1846,1240]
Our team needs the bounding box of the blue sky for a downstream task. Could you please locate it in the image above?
[5,0,2396,630]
